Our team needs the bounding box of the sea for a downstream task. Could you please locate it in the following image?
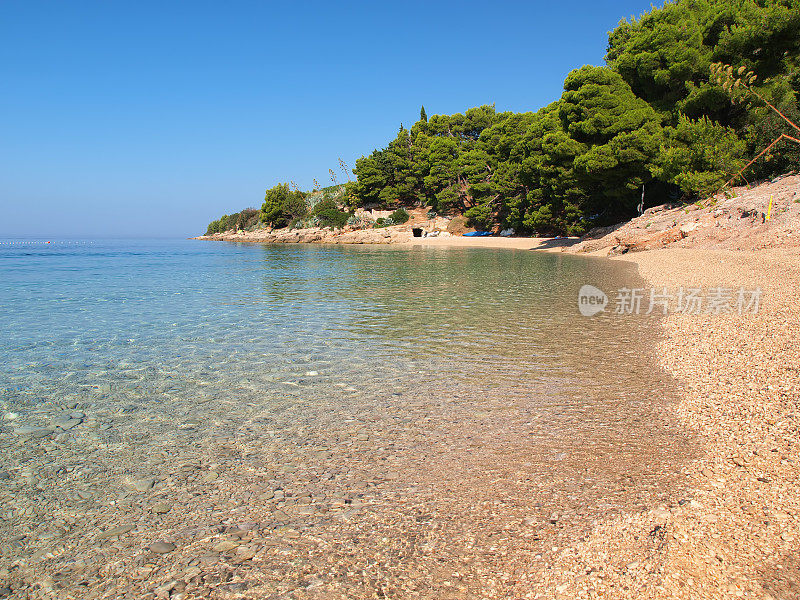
[0,238,692,597]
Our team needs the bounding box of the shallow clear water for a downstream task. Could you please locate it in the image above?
[1,239,662,411]
[0,239,691,599]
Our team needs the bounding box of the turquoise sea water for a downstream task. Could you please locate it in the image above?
[0,239,690,598]
[0,238,672,446]
[0,239,658,409]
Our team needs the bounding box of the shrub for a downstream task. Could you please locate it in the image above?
[261,183,308,227]
[312,197,339,215]
[315,208,351,229]
[374,217,395,228]
[344,181,360,209]
[205,219,221,235]
[308,196,351,229]
[389,208,410,224]
[289,216,321,229]
[204,207,263,235]
[205,213,236,234]
[347,214,375,228]
[235,208,259,230]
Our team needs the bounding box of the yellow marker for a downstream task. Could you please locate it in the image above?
[767,195,774,220]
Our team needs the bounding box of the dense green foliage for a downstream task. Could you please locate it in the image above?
[205,208,258,235]
[345,0,799,234]
[261,183,308,228]
[310,197,352,229]
[205,184,356,234]
[651,115,747,195]
[389,208,410,224]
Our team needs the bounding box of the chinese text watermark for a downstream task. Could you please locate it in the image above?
[578,284,761,317]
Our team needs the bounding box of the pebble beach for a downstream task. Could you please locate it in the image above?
[1,241,798,599]
[529,248,800,599]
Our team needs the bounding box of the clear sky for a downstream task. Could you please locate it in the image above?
[1,0,659,238]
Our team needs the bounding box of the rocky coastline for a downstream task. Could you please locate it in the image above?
[194,174,800,258]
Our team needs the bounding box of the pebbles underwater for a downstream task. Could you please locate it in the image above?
[0,241,697,598]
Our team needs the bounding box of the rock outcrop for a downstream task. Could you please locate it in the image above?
[569,173,800,255]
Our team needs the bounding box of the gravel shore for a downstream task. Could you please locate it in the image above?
[2,243,798,599]
[529,247,800,599]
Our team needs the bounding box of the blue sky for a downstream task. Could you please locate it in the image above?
[1,0,659,238]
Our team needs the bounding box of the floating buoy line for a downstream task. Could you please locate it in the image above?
[0,240,96,245]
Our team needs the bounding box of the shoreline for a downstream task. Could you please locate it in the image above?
[1,240,690,599]
[531,247,800,598]
[409,235,581,252]
[194,219,800,594]
[193,206,800,595]
[626,248,800,598]
[193,230,584,252]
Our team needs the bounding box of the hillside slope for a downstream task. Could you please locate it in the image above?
[571,173,800,255]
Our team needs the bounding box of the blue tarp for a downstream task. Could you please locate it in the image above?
[462,231,493,237]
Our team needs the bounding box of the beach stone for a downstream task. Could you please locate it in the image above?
[52,418,82,430]
[235,545,257,560]
[14,426,52,438]
[202,471,219,482]
[32,548,53,561]
[151,503,172,514]
[184,566,202,578]
[228,528,249,539]
[127,478,157,492]
[651,508,671,523]
[98,525,135,539]
[0,471,10,480]
[212,540,239,552]
[154,583,177,599]
[149,541,176,554]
